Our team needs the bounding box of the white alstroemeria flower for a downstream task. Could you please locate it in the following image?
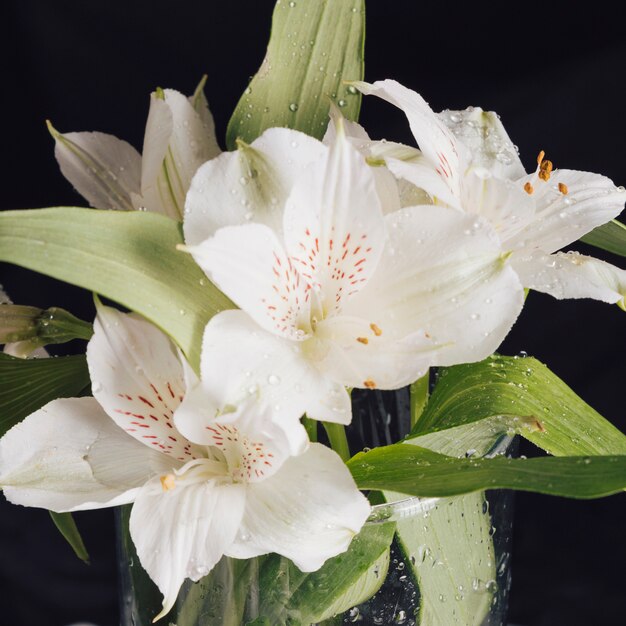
[183,122,524,424]
[355,79,626,309]
[48,77,220,219]
[0,304,369,620]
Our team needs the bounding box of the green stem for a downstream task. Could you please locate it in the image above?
[302,416,318,442]
[410,371,430,429]
[322,421,350,462]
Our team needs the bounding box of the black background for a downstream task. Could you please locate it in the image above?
[1,1,625,625]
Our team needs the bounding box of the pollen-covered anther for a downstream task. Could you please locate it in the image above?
[558,182,569,195]
[370,323,383,336]
[363,379,377,389]
[160,474,176,492]
[536,150,545,166]
[524,182,534,195]
[356,337,369,345]
[538,159,553,182]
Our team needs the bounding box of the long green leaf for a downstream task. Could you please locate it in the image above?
[349,445,626,498]
[226,0,365,148]
[0,208,233,371]
[392,417,526,626]
[412,355,626,456]
[580,219,626,257]
[50,511,90,564]
[0,352,90,436]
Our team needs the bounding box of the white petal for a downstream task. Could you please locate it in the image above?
[345,206,524,365]
[386,156,461,209]
[354,80,464,199]
[184,128,327,245]
[130,477,246,621]
[87,303,203,462]
[439,107,526,180]
[313,315,437,389]
[188,223,312,340]
[188,76,220,156]
[199,310,350,434]
[322,106,404,215]
[507,170,626,253]
[0,397,163,512]
[226,443,370,571]
[460,169,534,242]
[139,89,220,220]
[284,120,386,314]
[512,250,626,307]
[49,126,141,211]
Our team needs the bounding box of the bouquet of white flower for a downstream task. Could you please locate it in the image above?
[1,2,625,625]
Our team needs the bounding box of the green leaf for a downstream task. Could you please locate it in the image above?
[0,352,90,437]
[0,208,234,372]
[580,219,626,257]
[391,414,525,626]
[349,445,626,499]
[226,0,365,149]
[255,522,395,624]
[412,355,626,456]
[409,371,429,429]
[50,511,90,564]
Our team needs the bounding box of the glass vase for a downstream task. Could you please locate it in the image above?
[117,487,513,626]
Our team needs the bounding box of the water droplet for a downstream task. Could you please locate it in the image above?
[347,84,358,95]
[288,0,296,6]
[394,610,407,624]
[348,607,360,622]
[338,99,347,107]
[267,374,281,385]
[244,86,252,95]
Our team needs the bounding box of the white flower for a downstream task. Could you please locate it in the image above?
[48,78,220,219]
[354,79,626,309]
[0,304,369,620]
[183,120,524,424]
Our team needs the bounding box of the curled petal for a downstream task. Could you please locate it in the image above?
[512,250,626,308]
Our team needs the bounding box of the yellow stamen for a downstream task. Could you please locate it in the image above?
[558,182,569,195]
[537,150,545,165]
[363,379,377,389]
[538,159,553,182]
[524,182,534,195]
[370,323,383,336]
[356,337,369,344]
[160,474,176,492]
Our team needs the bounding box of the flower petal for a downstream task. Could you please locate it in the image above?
[345,205,524,365]
[354,79,464,199]
[439,107,526,180]
[48,125,141,211]
[184,128,327,245]
[139,89,220,219]
[87,303,203,461]
[0,397,163,512]
[507,170,626,253]
[226,443,370,571]
[460,169,535,243]
[197,310,350,437]
[283,119,386,314]
[512,250,626,308]
[313,315,437,389]
[188,224,312,340]
[323,105,404,215]
[130,477,246,621]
